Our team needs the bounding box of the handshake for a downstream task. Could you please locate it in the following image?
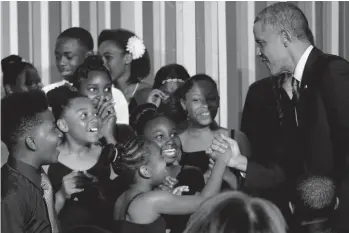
[206,133,248,172]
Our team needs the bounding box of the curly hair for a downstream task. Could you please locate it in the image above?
[1,90,49,148]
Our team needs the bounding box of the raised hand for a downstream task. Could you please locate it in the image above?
[96,96,116,120]
[206,134,246,170]
[95,96,117,143]
[157,176,179,192]
[146,89,169,107]
[172,186,189,196]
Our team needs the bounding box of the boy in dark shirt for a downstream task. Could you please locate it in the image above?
[1,91,63,233]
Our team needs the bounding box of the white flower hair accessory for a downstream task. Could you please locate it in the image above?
[126,36,146,60]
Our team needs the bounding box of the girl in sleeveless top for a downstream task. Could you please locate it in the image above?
[46,85,116,231]
[177,74,251,189]
[98,29,152,114]
[130,103,205,233]
[110,136,233,233]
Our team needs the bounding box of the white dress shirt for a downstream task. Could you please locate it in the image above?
[293,45,314,84]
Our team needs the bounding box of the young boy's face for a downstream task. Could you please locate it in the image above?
[55,37,88,80]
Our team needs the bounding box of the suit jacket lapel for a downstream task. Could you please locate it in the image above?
[298,48,323,128]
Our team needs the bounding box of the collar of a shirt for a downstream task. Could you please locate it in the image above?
[7,156,43,190]
[293,45,314,83]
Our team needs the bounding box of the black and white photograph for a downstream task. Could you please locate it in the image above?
[1,1,349,233]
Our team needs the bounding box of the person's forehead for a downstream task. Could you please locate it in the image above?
[69,97,93,109]
[86,71,111,84]
[55,37,84,51]
[254,21,275,37]
[148,116,174,131]
[190,81,217,95]
[99,40,123,52]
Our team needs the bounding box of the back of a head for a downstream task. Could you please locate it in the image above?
[1,54,36,86]
[58,27,94,51]
[255,2,310,42]
[184,191,287,233]
[110,135,152,183]
[292,175,336,220]
[153,63,190,89]
[1,90,48,149]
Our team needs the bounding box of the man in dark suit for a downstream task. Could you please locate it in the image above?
[246,2,349,231]
[209,2,349,230]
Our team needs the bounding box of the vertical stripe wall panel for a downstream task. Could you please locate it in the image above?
[1,1,349,130]
[142,1,154,83]
[165,2,177,66]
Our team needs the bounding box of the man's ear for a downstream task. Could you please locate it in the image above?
[57,119,68,133]
[4,85,12,95]
[124,53,133,65]
[281,29,292,47]
[288,201,295,214]
[25,136,37,151]
[139,165,152,179]
[334,197,339,210]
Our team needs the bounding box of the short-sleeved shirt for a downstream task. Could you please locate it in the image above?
[1,156,52,233]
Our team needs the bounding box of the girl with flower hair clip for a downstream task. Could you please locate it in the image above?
[98,29,152,114]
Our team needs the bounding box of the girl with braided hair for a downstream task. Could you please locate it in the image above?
[109,135,233,233]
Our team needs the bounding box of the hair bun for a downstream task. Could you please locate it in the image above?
[1,55,23,74]
[47,84,82,119]
[83,55,104,69]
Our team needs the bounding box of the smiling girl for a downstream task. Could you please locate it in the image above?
[130,103,205,233]
[178,74,251,189]
[46,85,115,231]
[98,29,152,114]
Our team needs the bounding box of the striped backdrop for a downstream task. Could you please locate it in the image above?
[1,1,349,130]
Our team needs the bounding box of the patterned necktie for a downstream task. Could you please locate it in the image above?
[291,76,300,126]
[41,173,60,233]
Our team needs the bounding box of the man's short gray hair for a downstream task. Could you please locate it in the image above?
[255,2,310,41]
